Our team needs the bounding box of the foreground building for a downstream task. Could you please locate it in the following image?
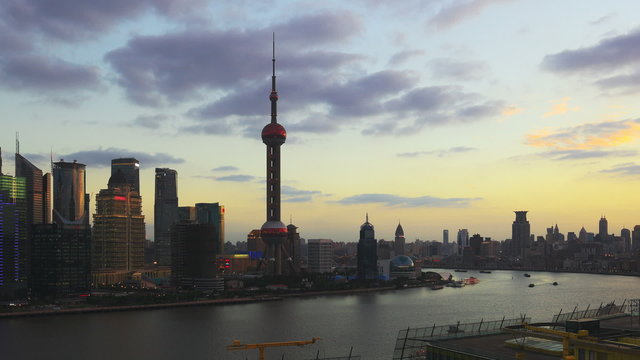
[307,239,333,274]
[92,170,145,283]
[170,221,219,290]
[31,161,91,299]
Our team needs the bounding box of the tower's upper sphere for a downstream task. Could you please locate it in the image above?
[262,123,287,145]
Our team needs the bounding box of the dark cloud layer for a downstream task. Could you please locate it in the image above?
[0,55,101,92]
[429,0,514,29]
[215,175,256,182]
[1,0,206,42]
[336,193,481,208]
[429,58,488,80]
[57,148,184,167]
[212,166,239,172]
[542,28,640,92]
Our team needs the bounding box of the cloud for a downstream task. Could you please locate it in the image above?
[212,166,239,172]
[387,50,425,66]
[429,0,514,29]
[105,12,362,106]
[601,163,640,176]
[541,28,640,92]
[526,118,640,150]
[131,114,171,129]
[0,0,207,42]
[336,193,481,208]
[429,58,488,80]
[281,185,326,203]
[543,97,580,118]
[0,55,101,93]
[397,146,476,158]
[502,105,523,116]
[56,148,185,167]
[542,149,637,161]
[215,174,256,182]
[590,14,616,26]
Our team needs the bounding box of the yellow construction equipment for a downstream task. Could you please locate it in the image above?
[226,337,320,360]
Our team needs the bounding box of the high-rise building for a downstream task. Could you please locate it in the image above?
[307,239,332,274]
[111,158,140,193]
[92,170,145,274]
[443,230,449,244]
[287,221,301,270]
[260,38,288,276]
[357,214,378,280]
[31,160,91,299]
[31,223,91,299]
[632,225,640,251]
[512,211,530,258]
[15,153,51,227]
[178,206,196,222]
[52,160,89,225]
[457,229,469,256]
[599,216,608,240]
[394,222,405,256]
[621,228,631,253]
[0,174,27,300]
[154,168,178,266]
[195,203,225,254]
[170,222,218,290]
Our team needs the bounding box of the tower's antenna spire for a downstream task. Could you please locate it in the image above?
[269,32,278,124]
[0,146,3,175]
[15,132,19,155]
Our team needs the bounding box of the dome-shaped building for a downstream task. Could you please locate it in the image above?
[389,255,416,279]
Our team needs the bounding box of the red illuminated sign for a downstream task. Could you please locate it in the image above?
[114,196,126,201]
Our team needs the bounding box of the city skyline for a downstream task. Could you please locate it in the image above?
[2,1,640,242]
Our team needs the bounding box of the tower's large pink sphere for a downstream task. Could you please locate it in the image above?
[261,123,287,145]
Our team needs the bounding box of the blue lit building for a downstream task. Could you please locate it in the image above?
[0,174,28,300]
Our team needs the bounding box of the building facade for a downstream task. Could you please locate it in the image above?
[154,168,178,266]
[512,211,530,258]
[170,222,218,290]
[357,214,378,280]
[92,170,145,274]
[307,239,333,273]
[195,202,225,254]
[110,158,140,193]
[0,175,27,300]
[394,222,405,256]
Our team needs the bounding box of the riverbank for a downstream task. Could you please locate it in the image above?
[424,266,640,277]
[0,286,398,319]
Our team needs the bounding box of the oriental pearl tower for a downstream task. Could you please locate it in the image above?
[261,35,287,276]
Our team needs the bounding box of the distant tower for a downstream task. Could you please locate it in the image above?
[394,222,405,255]
[0,173,27,299]
[599,216,608,240]
[357,214,378,280]
[111,158,140,193]
[621,228,631,253]
[92,170,145,273]
[512,211,530,258]
[154,168,178,266]
[457,229,469,256]
[195,202,225,254]
[260,35,288,276]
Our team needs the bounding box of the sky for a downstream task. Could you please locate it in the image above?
[2,0,640,243]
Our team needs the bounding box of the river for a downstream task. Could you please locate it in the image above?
[1,270,638,360]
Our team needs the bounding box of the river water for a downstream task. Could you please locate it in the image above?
[1,270,638,360]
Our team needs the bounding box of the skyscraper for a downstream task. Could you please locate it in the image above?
[92,170,145,275]
[512,211,530,258]
[52,160,89,225]
[0,174,27,300]
[111,158,140,193]
[154,168,178,266]
[31,160,91,299]
[357,214,378,280]
[599,216,608,240]
[195,202,225,254]
[15,153,51,227]
[260,36,288,276]
[170,222,218,290]
[394,222,405,256]
[457,229,469,255]
[307,239,332,274]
